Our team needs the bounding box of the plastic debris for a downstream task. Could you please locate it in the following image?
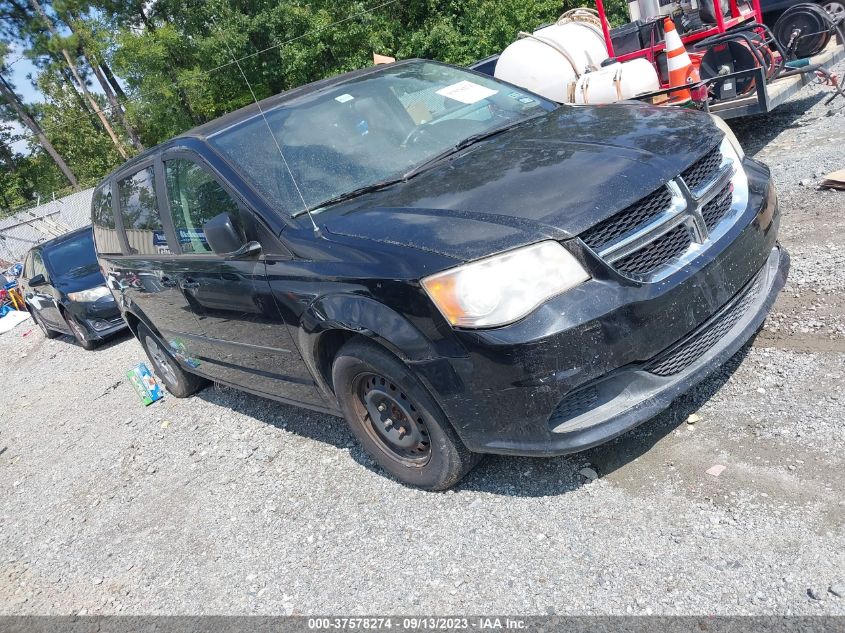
[706,464,726,477]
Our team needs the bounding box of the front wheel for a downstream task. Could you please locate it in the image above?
[136,322,207,397]
[64,312,97,350]
[332,338,480,490]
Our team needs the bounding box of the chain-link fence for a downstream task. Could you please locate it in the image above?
[0,187,95,265]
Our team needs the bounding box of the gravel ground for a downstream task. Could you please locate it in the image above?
[2,64,845,616]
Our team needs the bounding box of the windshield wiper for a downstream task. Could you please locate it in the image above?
[290,114,546,218]
[402,114,545,179]
[291,178,405,218]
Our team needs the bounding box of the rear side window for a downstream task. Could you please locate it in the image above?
[164,159,243,254]
[92,185,121,255]
[118,166,167,255]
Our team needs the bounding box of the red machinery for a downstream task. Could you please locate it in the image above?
[468,0,844,117]
[590,0,844,116]
[596,0,763,62]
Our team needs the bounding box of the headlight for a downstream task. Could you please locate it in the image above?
[67,286,112,302]
[421,241,590,328]
[711,115,744,160]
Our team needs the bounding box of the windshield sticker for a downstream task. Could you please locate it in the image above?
[519,96,537,104]
[508,91,524,99]
[335,93,354,103]
[436,81,498,104]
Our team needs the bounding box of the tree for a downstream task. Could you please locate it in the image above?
[0,53,78,187]
[27,0,128,158]
[58,3,143,149]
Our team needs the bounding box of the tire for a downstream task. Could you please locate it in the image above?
[136,322,208,398]
[64,312,98,350]
[332,338,480,490]
[30,307,59,339]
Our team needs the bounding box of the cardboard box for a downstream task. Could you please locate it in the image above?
[127,362,164,406]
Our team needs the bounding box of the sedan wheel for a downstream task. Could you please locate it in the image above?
[65,313,97,350]
[822,0,845,18]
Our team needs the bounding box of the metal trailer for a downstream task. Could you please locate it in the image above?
[469,1,845,119]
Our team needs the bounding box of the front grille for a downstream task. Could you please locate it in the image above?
[701,183,733,231]
[548,385,599,427]
[614,225,692,279]
[581,187,674,251]
[577,140,736,284]
[644,269,763,376]
[680,144,723,192]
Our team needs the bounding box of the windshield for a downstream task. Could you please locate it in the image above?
[43,229,99,279]
[209,61,555,214]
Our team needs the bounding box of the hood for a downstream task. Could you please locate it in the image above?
[54,267,107,295]
[322,104,723,261]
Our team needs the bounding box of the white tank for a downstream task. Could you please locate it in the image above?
[571,59,660,104]
[494,22,608,103]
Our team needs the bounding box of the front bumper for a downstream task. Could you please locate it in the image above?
[67,299,127,340]
[83,315,128,340]
[411,159,786,456]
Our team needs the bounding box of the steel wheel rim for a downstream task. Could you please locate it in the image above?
[352,372,432,466]
[823,1,844,16]
[145,334,178,386]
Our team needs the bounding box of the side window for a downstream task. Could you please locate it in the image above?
[92,184,121,255]
[164,158,243,255]
[32,251,47,278]
[118,166,168,255]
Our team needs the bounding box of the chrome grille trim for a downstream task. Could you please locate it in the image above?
[583,137,747,283]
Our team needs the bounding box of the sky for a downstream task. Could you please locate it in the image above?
[4,42,47,155]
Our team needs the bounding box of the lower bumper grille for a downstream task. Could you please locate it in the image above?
[644,268,764,377]
[548,385,599,428]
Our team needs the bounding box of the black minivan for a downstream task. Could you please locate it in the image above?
[21,226,126,350]
[93,60,787,489]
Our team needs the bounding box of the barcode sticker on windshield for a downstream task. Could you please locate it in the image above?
[436,81,498,104]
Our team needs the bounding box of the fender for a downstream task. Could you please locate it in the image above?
[120,300,165,342]
[297,293,449,395]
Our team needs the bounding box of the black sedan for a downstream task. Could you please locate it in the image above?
[93,60,786,489]
[20,226,126,350]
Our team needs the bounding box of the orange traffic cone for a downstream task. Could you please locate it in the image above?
[663,17,700,103]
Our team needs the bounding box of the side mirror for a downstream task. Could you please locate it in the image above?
[203,212,260,259]
[29,273,46,287]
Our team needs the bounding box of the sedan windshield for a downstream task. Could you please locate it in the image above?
[43,229,99,279]
[209,61,555,215]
